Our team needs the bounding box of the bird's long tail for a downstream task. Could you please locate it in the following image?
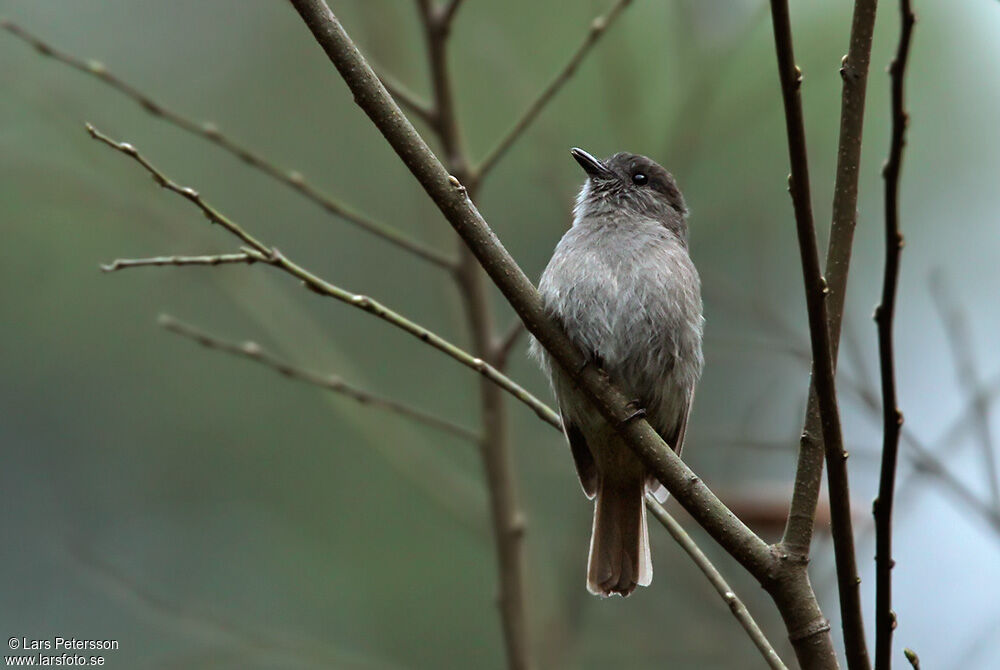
[587,474,651,596]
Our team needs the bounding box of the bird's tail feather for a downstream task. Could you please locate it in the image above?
[587,476,651,596]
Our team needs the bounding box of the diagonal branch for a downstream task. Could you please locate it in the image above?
[767,2,870,668]
[930,274,1000,509]
[494,319,526,368]
[873,3,914,668]
[87,123,559,431]
[781,0,879,558]
[159,314,480,442]
[284,0,787,590]
[645,497,789,670]
[472,0,633,183]
[1,20,454,269]
[100,252,256,272]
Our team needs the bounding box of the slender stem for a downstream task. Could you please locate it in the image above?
[472,0,633,184]
[929,276,1000,509]
[767,2,870,668]
[645,496,789,670]
[873,3,914,668]
[494,319,526,368]
[375,66,437,126]
[781,0,879,558]
[87,124,559,431]
[416,0,532,666]
[159,314,480,442]
[0,20,454,269]
[100,252,255,272]
[440,0,467,29]
[86,124,270,254]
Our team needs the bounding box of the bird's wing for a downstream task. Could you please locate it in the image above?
[562,412,598,499]
[647,387,695,503]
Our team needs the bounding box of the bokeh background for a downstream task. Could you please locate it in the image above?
[2,1,999,668]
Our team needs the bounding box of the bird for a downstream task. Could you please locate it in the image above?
[530,148,704,597]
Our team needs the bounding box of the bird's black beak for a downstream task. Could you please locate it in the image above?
[571,147,611,179]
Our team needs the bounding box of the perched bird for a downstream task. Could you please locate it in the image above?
[530,148,704,597]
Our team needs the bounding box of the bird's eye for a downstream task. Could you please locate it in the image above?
[632,172,648,186]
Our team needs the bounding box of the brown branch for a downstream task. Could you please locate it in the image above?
[440,0,467,29]
[645,497,789,670]
[472,0,633,184]
[767,2,870,668]
[375,66,437,126]
[493,319,526,369]
[781,0,879,555]
[0,19,454,270]
[415,1,531,666]
[282,5,845,668]
[159,314,480,442]
[87,123,560,432]
[873,3,914,668]
[872,0,914,670]
[781,0,879,557]
[99,252,255,272]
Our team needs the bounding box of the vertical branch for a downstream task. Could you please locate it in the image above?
[873,2,914,669]
[766,2,871,669]
[782,0,879,558]
[415,2,531,669]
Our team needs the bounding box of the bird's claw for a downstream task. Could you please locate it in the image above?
[619,400,647,426]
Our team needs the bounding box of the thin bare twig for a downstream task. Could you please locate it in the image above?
[781,0,879,559]
[473,0,633,183]
[440,0,467,29]
[767,2,870,667]
[873,3,914,668]
[930,274,1000,509]
[375,67,437,126]
[87,123,560,431]
[100,252,255,272]
[494,319,526,367]
[0,19,454,269]
[645,496,789,670]
[159,314,480,442]
[765,320,1000,537]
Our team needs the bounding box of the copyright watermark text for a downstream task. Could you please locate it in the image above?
[6,638,118,666]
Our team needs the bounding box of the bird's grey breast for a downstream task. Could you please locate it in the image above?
[537,214,704,405]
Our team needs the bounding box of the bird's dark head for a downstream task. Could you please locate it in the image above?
[571,148,688,236]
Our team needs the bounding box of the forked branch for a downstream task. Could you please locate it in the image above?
[86,123,558,430]
[767,1,869,667]
[781,0,879,559]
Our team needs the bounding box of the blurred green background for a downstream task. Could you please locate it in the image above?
[2,1,999,668]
